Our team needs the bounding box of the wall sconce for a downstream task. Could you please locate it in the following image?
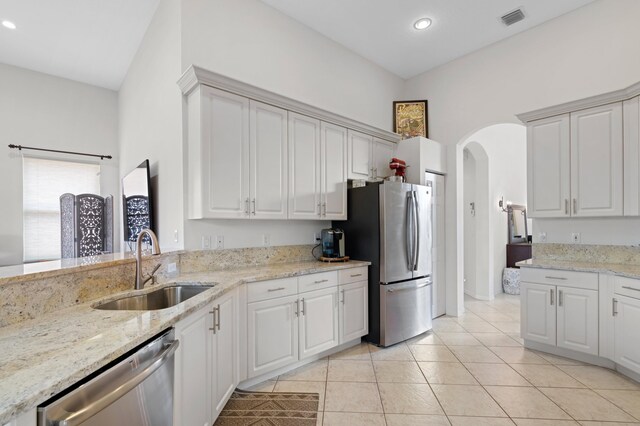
[499,196,512,213]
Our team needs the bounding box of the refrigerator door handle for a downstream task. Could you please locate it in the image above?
[412,191,420,271]
[405,193,414,271]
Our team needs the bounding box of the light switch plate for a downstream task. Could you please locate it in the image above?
[201,235,211,249]
[538,232,547,243]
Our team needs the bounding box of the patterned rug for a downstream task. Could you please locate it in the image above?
[214,390,320,425]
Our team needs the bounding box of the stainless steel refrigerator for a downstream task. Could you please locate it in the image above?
[333,181,433,347]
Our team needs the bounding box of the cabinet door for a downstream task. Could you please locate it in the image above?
[521,282,556,345]
[339,281,368,343]
[200,86,250,218]
[247,295,299,378]
[321,122,347,220]
[557,286,598,355]
[570,103,623,216]
[289,112,321,219]
[372,139,395,179]
[212,290,239,419]
[527,115,571,218]
[174,306,213,426]
[624,96,640,216]
[614,295,640,373]
[347,130,373,179]
[299,287,339,359]
[250,101,288,219]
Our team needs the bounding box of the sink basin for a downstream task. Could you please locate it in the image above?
[94,285,215,311]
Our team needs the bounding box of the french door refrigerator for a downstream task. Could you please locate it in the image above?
[333,181,433,346]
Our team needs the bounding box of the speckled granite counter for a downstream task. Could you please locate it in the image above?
[0,260,369,423]
[517,258,640,280]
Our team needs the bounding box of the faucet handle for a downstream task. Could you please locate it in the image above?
[147,263,162,285]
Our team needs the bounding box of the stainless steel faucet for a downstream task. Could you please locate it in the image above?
[135,229,162,290]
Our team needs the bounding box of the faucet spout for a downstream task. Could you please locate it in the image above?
[135,229,161,290]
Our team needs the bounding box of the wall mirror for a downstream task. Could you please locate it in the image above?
[507,204,529,244]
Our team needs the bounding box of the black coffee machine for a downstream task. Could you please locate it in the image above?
[321,228,345,258]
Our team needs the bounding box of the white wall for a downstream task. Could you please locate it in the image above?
[0,63,119,267]
[118,0,183,252]
[402,0,640,312]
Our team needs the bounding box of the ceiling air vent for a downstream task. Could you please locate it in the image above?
[501,8,525,26]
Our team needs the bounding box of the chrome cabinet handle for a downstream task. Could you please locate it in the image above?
[340,289,345,304]
[322,202,327,216]
[209,306,220,333]
[558,290,563,307]
[252,198,256,215]
[545,276,567,280]
[565,199,569,215]
[613,298,618,316]
[300,298,305,316]
[245,198,250,215]
[294,300,299,317]
[268,287,286,292]
[622,286,640,292]
[209,308,216,333]
[350,273,362,277]
[573,198,577,214]
[216,304,221,331]
[317,202,322,216]
[550,289,555,306]
[314,279,329,284]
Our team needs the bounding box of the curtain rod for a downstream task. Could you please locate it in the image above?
[8,144,112,160]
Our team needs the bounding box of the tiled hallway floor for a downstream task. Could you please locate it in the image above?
[242,294,640,425]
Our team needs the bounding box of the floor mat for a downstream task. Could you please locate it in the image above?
[215,390,320,425]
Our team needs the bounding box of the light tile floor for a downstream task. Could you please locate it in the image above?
[242,294,640,425]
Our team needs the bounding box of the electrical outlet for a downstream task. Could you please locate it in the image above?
[216,235,224,249]
[571,232,581,244]
[538,232,547,243]
[262,234,270,247]
[167,262,177,273]
[201,235,211,249]
[314,232,321,243]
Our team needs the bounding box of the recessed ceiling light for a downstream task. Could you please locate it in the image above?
[2,20,16,30]
[413,18,432,30]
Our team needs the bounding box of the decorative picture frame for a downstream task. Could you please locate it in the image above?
[393,99,428,139]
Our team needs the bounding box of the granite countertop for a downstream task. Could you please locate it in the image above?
[517,258,640,279]
[0,260,369,423]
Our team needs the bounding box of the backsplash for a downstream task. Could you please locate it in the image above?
[533,243,640,265]
[0,245,315,328]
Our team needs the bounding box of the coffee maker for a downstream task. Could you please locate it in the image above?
[321,228,345,258]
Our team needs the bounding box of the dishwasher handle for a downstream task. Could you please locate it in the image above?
[58,339,180,426]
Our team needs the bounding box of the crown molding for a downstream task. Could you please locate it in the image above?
[517,80,640,123]
[178,65,402,143]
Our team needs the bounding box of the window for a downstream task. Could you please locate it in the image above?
[23,157,101,262]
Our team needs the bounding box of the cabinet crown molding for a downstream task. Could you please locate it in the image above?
[517,80,640,123]
[178,65,401,143]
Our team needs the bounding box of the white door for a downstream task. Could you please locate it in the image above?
[372,139,395,179]
[289,112,321,219]
[623,96,640,216]
[339,281,368,343]
[614,295,640,373]
[527,114,571,218]
[212,291,238,419]
[321,122,347,220]
[174,306,213,426]
[556,286,599,355]
[247,295,299,378]
[521,282,556,345]
[570,103,623,216]
[250,101,288,219]
[201,86,250,218]
[299,287,339,359]
[347,130,373,180]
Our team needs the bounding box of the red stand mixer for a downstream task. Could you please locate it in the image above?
[389,157,407,181]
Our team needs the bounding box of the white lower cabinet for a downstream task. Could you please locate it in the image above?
[614,294,640,373]
[247,294,299,378]
[174,289,238,426]
[339,281,368,343]
[3,409,36,426]
[521,274,599,356]
[299,287,339,359]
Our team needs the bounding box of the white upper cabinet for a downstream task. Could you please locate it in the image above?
[527,114,571,218]
[188,86,250,219]
[348,130,374,180]
[624,96,640,216]
[570,103,623,217]
[373,138,395,180]
[250,101,288,219]
[321,122,347,220]
[289,113,321,219]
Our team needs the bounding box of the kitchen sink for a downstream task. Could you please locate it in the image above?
[93,285,215,311]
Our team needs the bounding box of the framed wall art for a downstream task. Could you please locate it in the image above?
[393,99,428,139]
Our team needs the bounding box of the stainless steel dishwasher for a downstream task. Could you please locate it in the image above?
[38,329,179,426]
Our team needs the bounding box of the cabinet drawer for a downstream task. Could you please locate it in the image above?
[338,267,368,285]
[520,267,598,290]
[247,277,298,303]
[615,276,640,300]
[298,271,338,294]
